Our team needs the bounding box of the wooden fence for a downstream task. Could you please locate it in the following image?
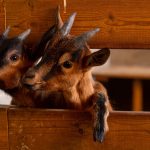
[0,106,150,150]
[0,0,150,149]
[1,0,150,48]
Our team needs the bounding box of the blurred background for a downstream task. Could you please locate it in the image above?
[0,49,150,111]
[93,49,150,111]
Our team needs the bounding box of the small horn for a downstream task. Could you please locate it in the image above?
[76,28,100,43]
[72,28,100,48]
[18,29,31,41]
[2,26,10,38]
[60,12,77,36]
[56,5,63,29]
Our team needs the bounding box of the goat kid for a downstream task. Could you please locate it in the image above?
[0,27,36,106]
[0,7,65,107]
[23,11,112,142]
[0,28,31,90]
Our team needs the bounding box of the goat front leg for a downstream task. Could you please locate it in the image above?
[92,92,109,142]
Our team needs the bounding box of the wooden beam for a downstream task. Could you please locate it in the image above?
[61,0,150,49]
[93,66,150,79]
[4,0,62,45]
[0,0,150,48]
[7,108,150,150]
[0,106,9,150]
[0,0,5,32]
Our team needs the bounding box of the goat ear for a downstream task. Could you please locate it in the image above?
[17,29,31,41]
[83,48,110,68]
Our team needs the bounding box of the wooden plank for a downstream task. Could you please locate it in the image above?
[8,109,150,150]
[61,0,150,48]
[1,0,150,48]
[93,66,150,79]
[4,0,62,45]
[0,0,5,32]
[0,106,9,150]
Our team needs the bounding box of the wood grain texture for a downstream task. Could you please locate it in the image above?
[4,0,61,45]
[0,0,5,32]
[7,108,150,150]
[0,0,150,48]
[0,106,9,150]
[61,0,150,48]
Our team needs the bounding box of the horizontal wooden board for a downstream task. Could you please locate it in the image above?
[0,1,5,31]
[3,0,61,45]
[0,0,150,48]
[7,108,150,150]
[93,66,150,79]
[0,106,8,150]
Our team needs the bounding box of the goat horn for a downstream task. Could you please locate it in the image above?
[56,5,63,29]
[60,12,77,36]
[18,29,31,41]
[75,28,100,43]
[2,26,10,38]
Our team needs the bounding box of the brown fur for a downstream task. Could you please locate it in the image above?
[23,8,112,142]
[23,9,112,142]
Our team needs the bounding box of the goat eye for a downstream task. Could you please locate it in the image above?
[10,54,19,62]
[63,61,73,68]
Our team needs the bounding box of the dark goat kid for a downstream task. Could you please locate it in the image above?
[0,28,31,90]
[0,26,10,45]
[0,27,39,106]
[23,10,112,142]
[0,7,66,107]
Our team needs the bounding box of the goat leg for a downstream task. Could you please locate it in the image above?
[92,92,109,142]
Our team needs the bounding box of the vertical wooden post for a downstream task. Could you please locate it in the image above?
[132,80,143,111]
[0,106,9,150]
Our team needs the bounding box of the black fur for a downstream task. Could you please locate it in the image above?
[93,93,106,142]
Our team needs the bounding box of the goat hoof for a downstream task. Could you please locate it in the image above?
[93,125,104,143]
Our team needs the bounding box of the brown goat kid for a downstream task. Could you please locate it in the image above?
[23,11,112,142]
